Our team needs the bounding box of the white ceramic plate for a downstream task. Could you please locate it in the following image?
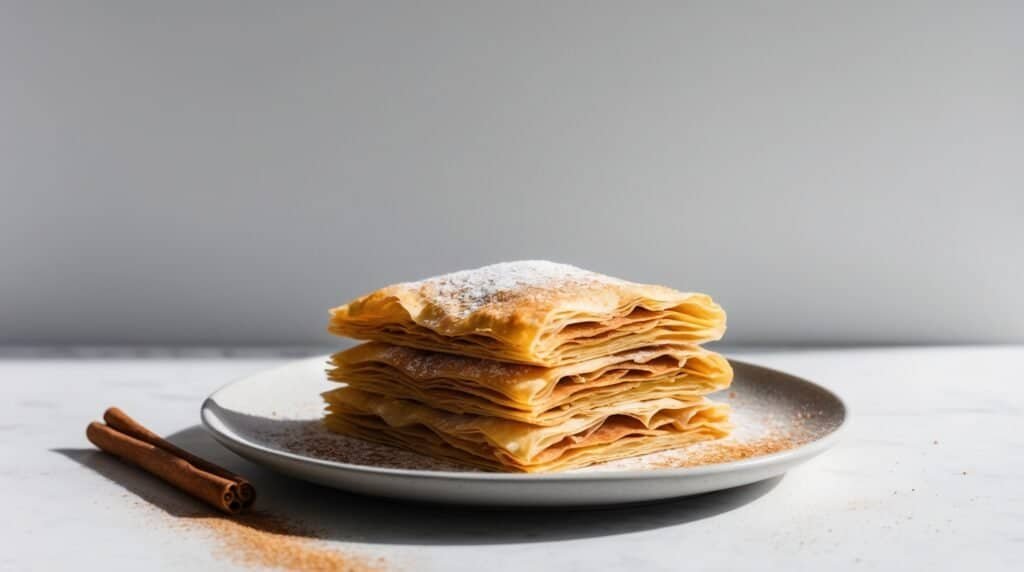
[201,356,846,507]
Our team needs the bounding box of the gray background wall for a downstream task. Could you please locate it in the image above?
[2,1,1021,347]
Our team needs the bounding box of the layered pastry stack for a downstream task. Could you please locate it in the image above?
[323,261,733,472]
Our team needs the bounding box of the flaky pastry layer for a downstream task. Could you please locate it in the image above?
[323,387,731,472]
[328,261,726,366]
[327,342,732,425]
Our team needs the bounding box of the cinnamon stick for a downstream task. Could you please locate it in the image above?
[103,407,255,505]
[86,422,243,515]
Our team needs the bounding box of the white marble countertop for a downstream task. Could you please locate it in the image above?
[3,346,1021,571]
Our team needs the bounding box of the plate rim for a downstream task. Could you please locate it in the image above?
[201,355,847,482]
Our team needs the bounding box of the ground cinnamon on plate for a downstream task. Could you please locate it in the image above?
[666,435,798,467]
[634,433,802,470]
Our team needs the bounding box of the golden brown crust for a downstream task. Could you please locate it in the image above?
[323,387,731,472]
[328,261,726,366]
[327,342,733,425]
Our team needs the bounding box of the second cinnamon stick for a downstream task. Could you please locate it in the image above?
[103,407,255,505]
[86,422,242,515]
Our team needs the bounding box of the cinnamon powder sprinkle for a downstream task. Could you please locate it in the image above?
[643,434,799,469]
[167,511,386,572]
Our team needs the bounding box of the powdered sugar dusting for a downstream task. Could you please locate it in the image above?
[404,260,624,323]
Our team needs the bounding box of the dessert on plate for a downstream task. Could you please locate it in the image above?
[324,260,732,472]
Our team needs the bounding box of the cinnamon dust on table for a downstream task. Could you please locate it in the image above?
[172,511,387,572]
[128,495,387,571]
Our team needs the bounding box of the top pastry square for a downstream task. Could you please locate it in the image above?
[328,261,725,366]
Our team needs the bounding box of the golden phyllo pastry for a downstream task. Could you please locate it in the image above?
[326,342,732,426]
[324,260,732,472]
[328,261,726,367]
[324,387,731,473]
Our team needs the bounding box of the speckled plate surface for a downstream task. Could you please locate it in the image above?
[201,356,846,506]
